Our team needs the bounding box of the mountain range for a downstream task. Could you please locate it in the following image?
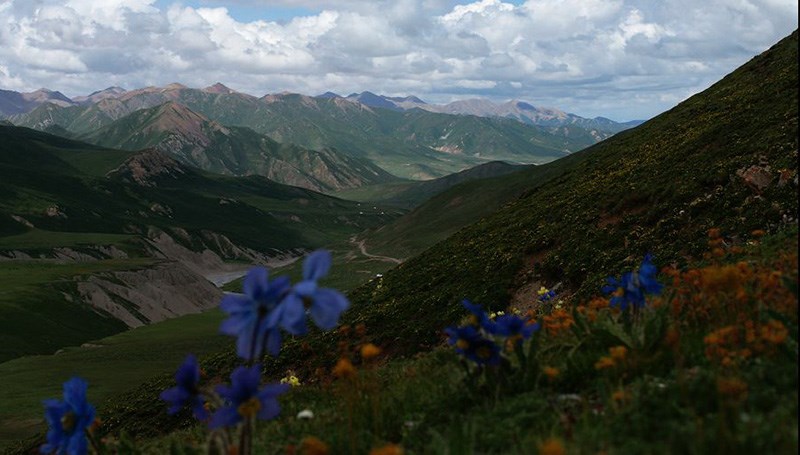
[78,101,397,191]
[0,28,796,455]
[333,90,642,135]
[2,83,640,181]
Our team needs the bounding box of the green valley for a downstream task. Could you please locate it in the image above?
[0,8,796,454]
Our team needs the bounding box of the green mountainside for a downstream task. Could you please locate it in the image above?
[79,101,397,192]
[343,30,797,353]
[0,125,395,250]
[0,125,400,361]
[11,88,597,179]
[0,32,797,455]
[335,160,528,208]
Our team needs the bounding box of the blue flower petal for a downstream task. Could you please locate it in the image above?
[266,327,282,357]
[243,267,269,299]
[209,406,240,429]
[309,288,349,330]
[275,294,308,335]
[303,250,331,281]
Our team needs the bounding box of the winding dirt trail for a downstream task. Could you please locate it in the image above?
[351,236,403,264]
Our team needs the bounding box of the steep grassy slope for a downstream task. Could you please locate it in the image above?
[4,32,797,454]
[0,126,397,251]
[0,126,400,362]
[0,308,230,450]
[344,30,798,354]
[80,102,397,191]
[0,259,152,363]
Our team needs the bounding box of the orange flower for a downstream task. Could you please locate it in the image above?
[361,343,382,360]
[717,377,748,402]
[609,346,628,362]
[664,326,680,349]
[760,319,788,345]
[611,389,628,403]
[594,356,615,370]
[369,444,404,455]
[543,366,560,380]
[298,436,330,455]
[538,437,566,455]
[332,358,356,379]
[542,309,574,336]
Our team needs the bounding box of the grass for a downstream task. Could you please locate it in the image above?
[0,308,230,451]
[0,259,156,362]
[0,229,133,250]
[45,228,799,454]
[223,248,394,304]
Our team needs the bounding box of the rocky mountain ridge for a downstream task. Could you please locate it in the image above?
[8,85,592,180]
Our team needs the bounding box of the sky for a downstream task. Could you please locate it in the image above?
[0,0,797,121]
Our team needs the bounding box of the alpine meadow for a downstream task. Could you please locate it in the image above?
[0,1,797,454]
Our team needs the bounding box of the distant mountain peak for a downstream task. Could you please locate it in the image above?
[162,83,188,91]
[23,88,73,103]
[381,95,426,105]
[73,86,127,105]
[202,82,236,94]
[345,91,401,110]
[316,91,342,99]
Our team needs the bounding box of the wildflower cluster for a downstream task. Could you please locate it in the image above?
[541,308,575,336]
[161,250,347,454]
[40,250,349,455]
[446,299,540,366]
[703,319,790,366]
[594,345,628,371]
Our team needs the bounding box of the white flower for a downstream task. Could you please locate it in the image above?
[296,409,314,420]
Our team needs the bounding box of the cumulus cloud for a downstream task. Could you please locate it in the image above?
[0,0,796,119]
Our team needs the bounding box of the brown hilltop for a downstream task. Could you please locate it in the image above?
[107,147,187,187]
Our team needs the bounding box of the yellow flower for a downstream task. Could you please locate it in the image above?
[280,375,301,387]
[537,286,550,296]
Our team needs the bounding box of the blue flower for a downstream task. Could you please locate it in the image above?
[461,299,495,332]
[445,325,501,365]
[602,254,663,311]
[219,268,291,359]
[160,355,207,420]
[41,377,96,455]
[278,250,349,335]
[491,314,540,344]
[210,365,290,429]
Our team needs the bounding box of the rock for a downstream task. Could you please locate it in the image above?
[777,168,795,187]
[10,214,34,228]
[736,165,773,193]
[45,205,67,218]
[76,262,224,328]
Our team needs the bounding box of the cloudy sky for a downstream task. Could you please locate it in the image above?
[0,0,796,120]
